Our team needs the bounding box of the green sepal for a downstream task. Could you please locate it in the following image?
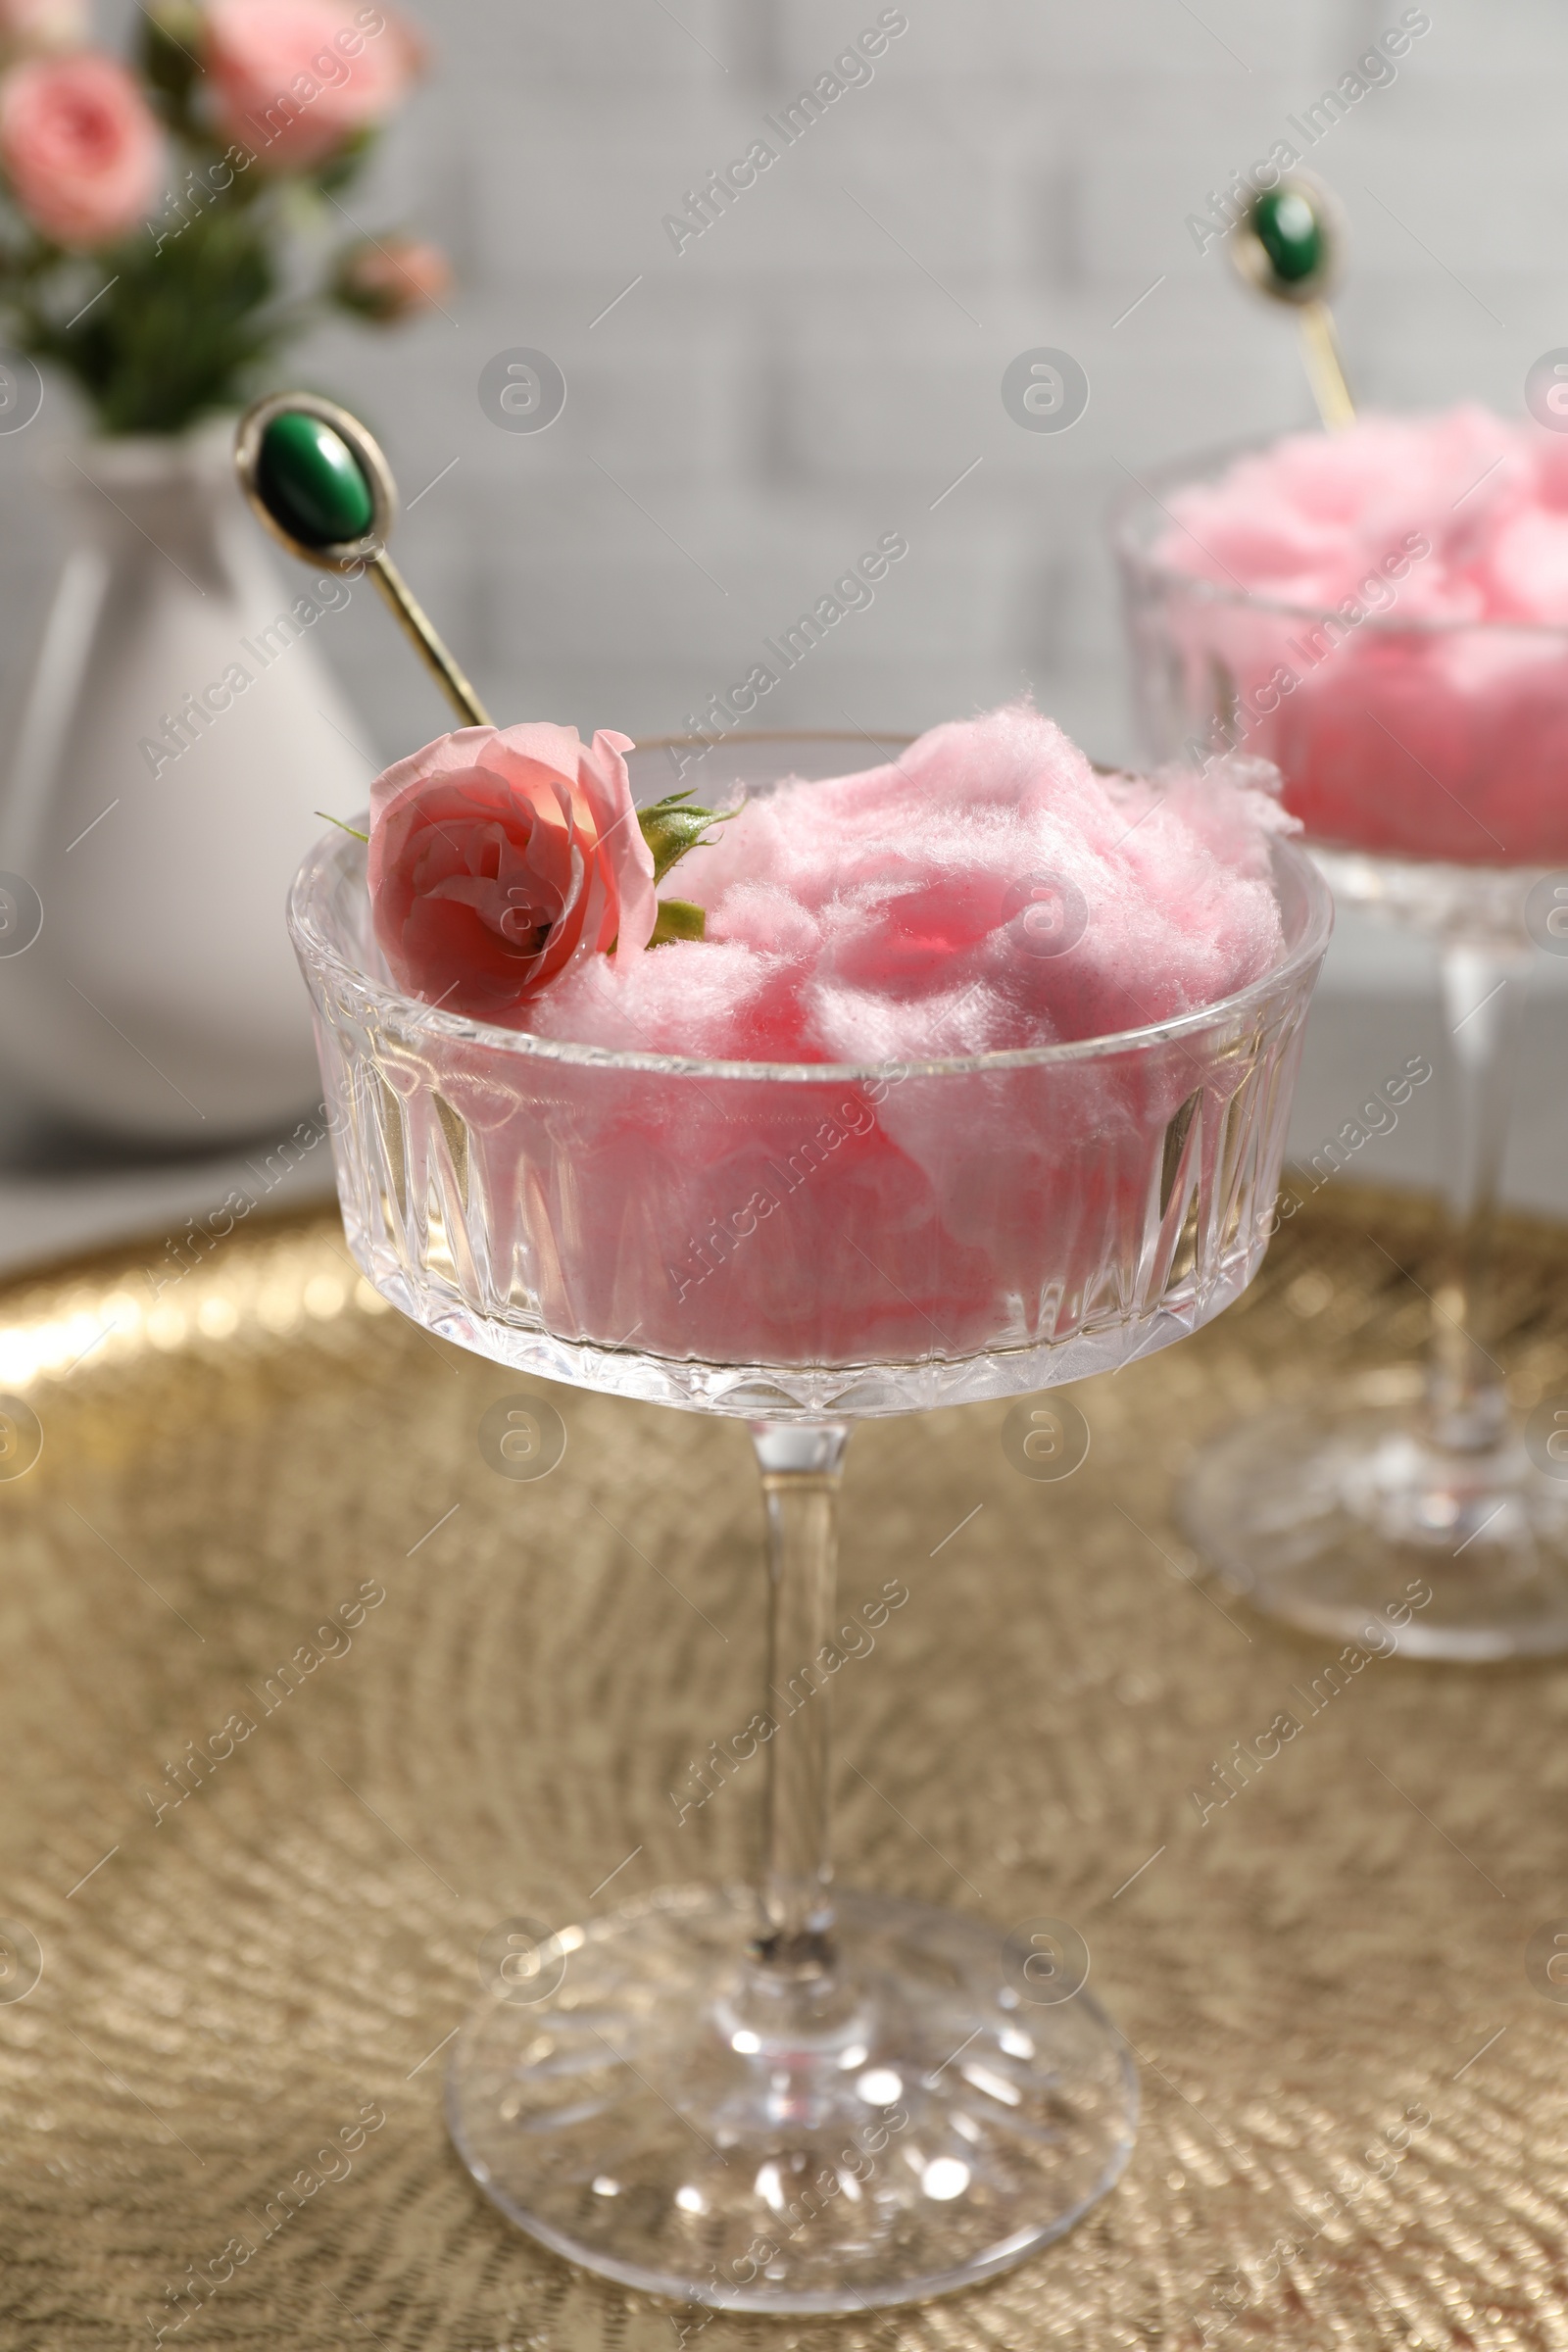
[649,898,706,947]
[637,789,741,884]
[317,809,369,842]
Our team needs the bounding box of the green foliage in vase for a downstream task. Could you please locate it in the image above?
[16,195,283,436]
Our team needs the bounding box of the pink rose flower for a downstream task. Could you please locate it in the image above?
[334,232,450,321]
[0,51,161,248]
[368,724,659,1023]
[0,0,88,62]
[206,0,421,172]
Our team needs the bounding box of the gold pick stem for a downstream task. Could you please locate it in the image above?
[368,551,491,727]
[1298,299,1355,432]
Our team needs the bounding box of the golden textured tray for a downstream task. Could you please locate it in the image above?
[2,1190,1567,2350]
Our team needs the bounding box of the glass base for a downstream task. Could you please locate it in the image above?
[1309,843,1542,948]
[1183,1393,1568,1660]
[445,1884,1137,2316]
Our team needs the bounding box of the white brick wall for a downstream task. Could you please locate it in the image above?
[6,0,1563,769]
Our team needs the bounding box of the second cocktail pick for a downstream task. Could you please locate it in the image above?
[1229,174,1355,432]
[234,391,492,726]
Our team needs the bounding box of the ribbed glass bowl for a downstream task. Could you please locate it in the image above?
[288,737,1332,1422]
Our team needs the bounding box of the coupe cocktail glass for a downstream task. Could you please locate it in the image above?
[1117,450,1568,1659]
[288,734,1331,2313]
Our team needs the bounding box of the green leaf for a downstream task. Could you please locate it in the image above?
[314,128,377,196]
[139,4,204,127]
[649,898,706,947]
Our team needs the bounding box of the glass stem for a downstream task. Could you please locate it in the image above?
[1426,941,1530,1452]
[748,1419,850,1976]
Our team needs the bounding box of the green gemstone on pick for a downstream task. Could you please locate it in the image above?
[1250,187,1323,287]
[257,410,374,547]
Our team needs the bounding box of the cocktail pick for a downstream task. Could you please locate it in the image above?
[234,392,492,726]
[1229,175,1354,433]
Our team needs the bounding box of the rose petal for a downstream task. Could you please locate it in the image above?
[578,728,657,958]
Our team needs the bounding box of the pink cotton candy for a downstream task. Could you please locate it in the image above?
[1154,407,1568,862]
[358,707,1314,1373]
[522,704,1292,1066]
[1164,405,1530,620]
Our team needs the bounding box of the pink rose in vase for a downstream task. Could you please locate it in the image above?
[0,49,162,247]
[206,0,422,172]
[333,232,451,320]
[368,724,659,1024]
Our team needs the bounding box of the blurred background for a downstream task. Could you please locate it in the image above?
[3,0,1568,1264]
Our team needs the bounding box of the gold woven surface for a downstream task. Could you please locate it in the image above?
[3,1190,1568,2351]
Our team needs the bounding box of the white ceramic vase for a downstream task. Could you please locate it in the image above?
[0,419,370,1145]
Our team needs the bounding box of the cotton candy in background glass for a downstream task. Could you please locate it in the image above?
[1150,406,1568,863]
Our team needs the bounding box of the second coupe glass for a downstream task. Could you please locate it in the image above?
[1118,452,1568,1659]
